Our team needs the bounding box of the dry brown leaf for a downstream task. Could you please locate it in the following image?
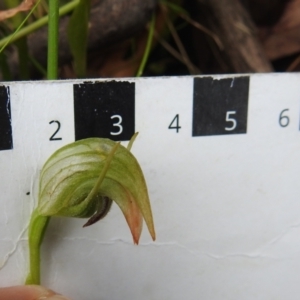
[260,0,300,60]
[92,38,146,78]
[0,0,36,22]
[60,34,148,78]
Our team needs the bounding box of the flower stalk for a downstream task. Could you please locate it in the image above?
[25,211,49,285]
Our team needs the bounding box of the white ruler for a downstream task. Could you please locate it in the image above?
[1,73,300,300]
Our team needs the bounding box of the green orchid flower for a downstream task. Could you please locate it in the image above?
[25,133,155,285]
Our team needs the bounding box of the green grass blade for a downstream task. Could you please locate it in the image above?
[0,0,41,55]
[0,53,12,81]
[0,0,80,52]
[136,12,156,77]
[67,0,91,78]
[29,55,47,76]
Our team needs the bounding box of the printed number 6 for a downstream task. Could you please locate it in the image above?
[110,115,123,135]
[279,109,289,127]
[225,111,237,131]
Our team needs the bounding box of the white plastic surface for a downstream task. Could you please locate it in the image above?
[1,74,300,300]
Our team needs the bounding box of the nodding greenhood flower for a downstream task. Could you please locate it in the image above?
[26,133,155,285]
[38,135,155,243]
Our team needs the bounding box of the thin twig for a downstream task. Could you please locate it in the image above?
[163,7,200,74]
[179,13,223,50]
[160,1,223,50]
[286,54,300,72]
[153,30,192,66]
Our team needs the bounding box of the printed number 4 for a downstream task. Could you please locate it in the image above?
[225,111,237,131]
[169,114,181,133]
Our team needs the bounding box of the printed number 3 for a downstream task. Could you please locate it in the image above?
[110,115,123,135]
[225,111,237,131]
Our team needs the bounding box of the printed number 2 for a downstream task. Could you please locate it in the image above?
[49,120,62,141]
[110,115,123,135]
[225,111,237,131]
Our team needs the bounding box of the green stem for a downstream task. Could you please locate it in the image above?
[47,0,60,79]
[136,12,156,77]
[0,0,80,52]
[25,209,50,285]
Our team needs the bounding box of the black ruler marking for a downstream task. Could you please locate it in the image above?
[192,76,249,137]
[73,81,135,141]
[0,86,13,151]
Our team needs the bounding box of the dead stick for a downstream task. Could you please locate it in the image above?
[195,0,273,72]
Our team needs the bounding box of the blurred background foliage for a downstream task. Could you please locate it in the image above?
[0,0,299,81]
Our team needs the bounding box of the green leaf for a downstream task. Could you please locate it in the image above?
[66,0,90,77]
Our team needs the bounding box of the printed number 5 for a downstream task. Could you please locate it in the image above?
[110,115,123,135]
[225,111,237,131]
